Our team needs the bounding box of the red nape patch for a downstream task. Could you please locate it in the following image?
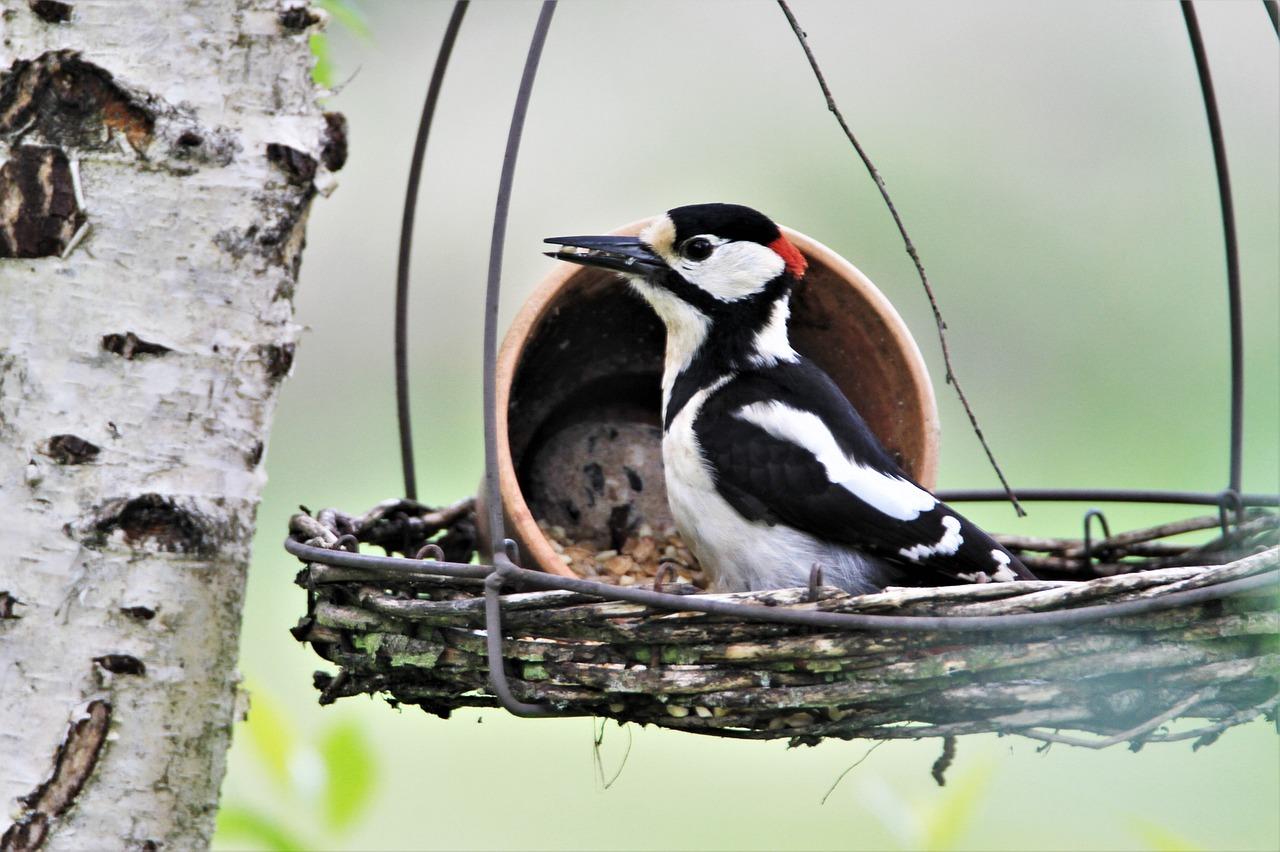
[768,236,808,279]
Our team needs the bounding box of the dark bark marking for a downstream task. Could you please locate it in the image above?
[93,654,145,676]
[320,111,347,171]
[2,700,111,852]
[100,332,170,360]
[214,186,312,269]
[1,591,22,619]
[42,434,99,464]
[1,815,48,851]
[0,51,154,152]
[166,124,238,169]
[86,494,212,556]
[247,440,264,468]
[266,143,316,185]
[28,1,72,24]
[259,342,295,381]
[119,605,155,621]
[278,4,321,31]
[0,145,86,258]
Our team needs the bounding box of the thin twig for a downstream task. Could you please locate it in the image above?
[1016,689,1213,750]
[996,512,1277,575]
[592,718,633,790]
[777,1,1024,516]
[1137,696,1278,745]
[821,740,886,805]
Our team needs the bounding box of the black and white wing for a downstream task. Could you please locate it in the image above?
[694,359,1034,583]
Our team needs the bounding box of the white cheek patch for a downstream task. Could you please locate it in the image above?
[733,402,938,520]
[898,515,963,563]
[683,240,785,302]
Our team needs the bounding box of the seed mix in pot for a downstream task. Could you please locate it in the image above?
[537,519,705,588]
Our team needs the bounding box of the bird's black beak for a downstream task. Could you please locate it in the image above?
[543,235,665,275]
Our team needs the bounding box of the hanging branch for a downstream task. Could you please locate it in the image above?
[776,1,1025,517]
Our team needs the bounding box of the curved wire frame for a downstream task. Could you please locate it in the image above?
[303,2,1280,718]
[394,0,469,501]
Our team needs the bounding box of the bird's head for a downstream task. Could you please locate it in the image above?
[545,204,808,350]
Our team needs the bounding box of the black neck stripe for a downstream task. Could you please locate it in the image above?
[663,275,792,431]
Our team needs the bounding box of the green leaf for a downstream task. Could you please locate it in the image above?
[1130,819,1205,852]
[214,805,308,852]
[316,0,371,40]
[309,32,334,88]
[921,761,995,851]
[244,685,296,793]
[318,718,376,831]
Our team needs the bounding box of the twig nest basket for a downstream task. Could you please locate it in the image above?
[487,218,940,577]
[289,502,1279,749]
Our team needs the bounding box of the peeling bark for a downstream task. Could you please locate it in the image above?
[0,146,85,257]
[0,2,342,848]
[2,701,111,852]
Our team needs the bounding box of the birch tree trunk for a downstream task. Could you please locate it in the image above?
[0,2,341,848]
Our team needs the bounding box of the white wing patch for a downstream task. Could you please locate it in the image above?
[990,549,1018,582]
[899,515,963,562]
[733,401,937,520]
[958,551,1019,584]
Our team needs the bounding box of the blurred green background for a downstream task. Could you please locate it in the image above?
[214,1,1279,849]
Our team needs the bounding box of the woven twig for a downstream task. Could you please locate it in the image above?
[291,507,1278,749]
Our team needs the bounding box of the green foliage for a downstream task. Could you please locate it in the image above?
[309,1,371,88]
[244,687,296,790]
[214,806,308,852]
[919,762,995,852]
[847,756,995,852]
[317,0,371,40]
[318,720,376,831]
[213,683,377,850]
[1130,819,1206,852]
[309,33,334,89]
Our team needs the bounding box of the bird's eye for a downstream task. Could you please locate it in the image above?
[680,237,714,262]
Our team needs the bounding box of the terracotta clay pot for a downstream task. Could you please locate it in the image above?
[487,218,940,577]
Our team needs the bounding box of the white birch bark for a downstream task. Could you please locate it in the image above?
[0,1,339,848]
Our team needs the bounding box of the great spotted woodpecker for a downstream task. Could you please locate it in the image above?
[545,203,1034,594]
